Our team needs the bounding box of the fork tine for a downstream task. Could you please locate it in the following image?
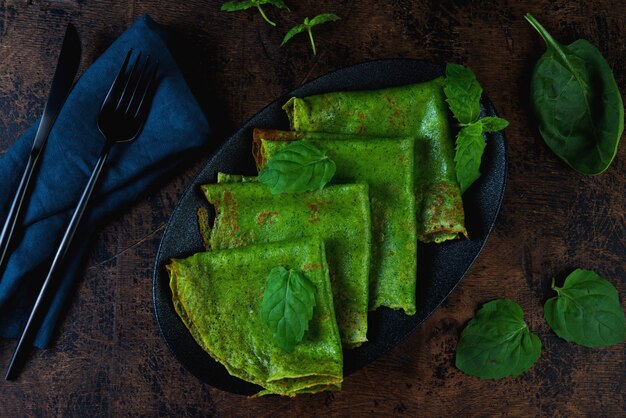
[100,49,133,110]
[124,55,151,115]
[115,51,142,112]
[131,60,159,121]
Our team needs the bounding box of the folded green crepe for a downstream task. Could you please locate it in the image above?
[253,128,417,315]
[283,77,467,243]
[202,182,371,347]
[167,238,343,396]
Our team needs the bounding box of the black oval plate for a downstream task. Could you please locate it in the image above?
[153,59,507,395]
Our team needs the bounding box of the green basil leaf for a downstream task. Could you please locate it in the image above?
[525,13,624,175]
[258,141,336,194]
[454,123,485,193]
[309,13,341,27]
[260,266,316,352]
[262,0,288,10]
[455,299,542,379]
[544,269,626,348]
[281,23,307,46]
[480,116,509,133]
[220,1,255,12]
[444,63,483,125]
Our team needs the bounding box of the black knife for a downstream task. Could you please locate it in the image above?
[0,23,82,278]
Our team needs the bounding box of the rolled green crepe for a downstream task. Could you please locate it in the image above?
[253,128,417,315]
[283,77,467,243]
[167,237,343,396]
[202,182,371,347]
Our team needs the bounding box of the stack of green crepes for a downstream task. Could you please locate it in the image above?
[167,77,467,396]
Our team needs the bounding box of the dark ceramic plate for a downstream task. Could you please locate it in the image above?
[153,59,507,395]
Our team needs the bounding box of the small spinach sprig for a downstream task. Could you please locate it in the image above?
[260,266,316,352]
[281,14,341,56]
[221,0,289,27]
[444,63,509,193]
[525,13,624,175]
[455,299,542,379]
[258,141,336,194]
[544,269,626,348]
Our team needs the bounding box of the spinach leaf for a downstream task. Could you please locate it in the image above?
[260,266,316,352]
[444,64,509,193]
[258,141,336,194]
[221,0,289,27]
[525,13,624,175]
[455,299,541,379]
[544,269,626,347]
[281,13,341,55]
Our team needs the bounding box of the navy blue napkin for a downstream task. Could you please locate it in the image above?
[0,15,210,348]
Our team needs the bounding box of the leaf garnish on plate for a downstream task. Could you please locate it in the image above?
[221,0,289,27]
[524,13,624,175]
[260,266,316,352]
[455,299,541,379]
[258,141,336,194]
[444,63,509,193]
[544,269,626,348]
[281,13,341,55]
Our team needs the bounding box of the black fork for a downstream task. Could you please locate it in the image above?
[6,50,158,380]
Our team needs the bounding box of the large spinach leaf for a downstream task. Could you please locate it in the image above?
[525,13,624,175]
[455,299,541,379]
[544,269,626,348]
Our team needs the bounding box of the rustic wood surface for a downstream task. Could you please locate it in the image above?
[0,0,624,416]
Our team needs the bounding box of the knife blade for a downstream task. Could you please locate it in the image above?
[0,23,82,277]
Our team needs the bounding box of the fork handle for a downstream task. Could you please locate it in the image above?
[6,143,112,380]
[0,151,41,278]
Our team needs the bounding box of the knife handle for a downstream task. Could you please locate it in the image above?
[0,150,41,278]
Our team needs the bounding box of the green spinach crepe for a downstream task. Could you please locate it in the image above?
[283,77,467,243]
[202,182,371,347]
[253,128,417,315]
[167,238,343,396]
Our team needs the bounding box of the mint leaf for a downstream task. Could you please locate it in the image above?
[444,63,483,124]
[281,13,340,55]
[455,299,542,379]
[258,141,336,194]
[309,13,341,26]
[454,123,485,194]
[221,0,288,26]
[444,63,509,193]
[544,269,626,348]
[260,266,316,352]
[480,116,509,132]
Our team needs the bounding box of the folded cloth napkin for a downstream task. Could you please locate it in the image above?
[0,15,210,348]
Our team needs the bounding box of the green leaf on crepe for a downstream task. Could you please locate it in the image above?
[455,299,542,379]
[258,141,336,194]
[281,13,341,55]
[444,63,483,125]
[454,123,485,194]
[544,269,626,347]
[221,0,288,26]
[444,63,509,193]
[260,266,316,352]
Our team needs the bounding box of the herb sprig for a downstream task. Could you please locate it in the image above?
[444,63,509,193]
[221,0,289,27]
[281,14,341,56]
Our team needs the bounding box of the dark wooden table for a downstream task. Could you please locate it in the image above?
[0,1,624,416]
